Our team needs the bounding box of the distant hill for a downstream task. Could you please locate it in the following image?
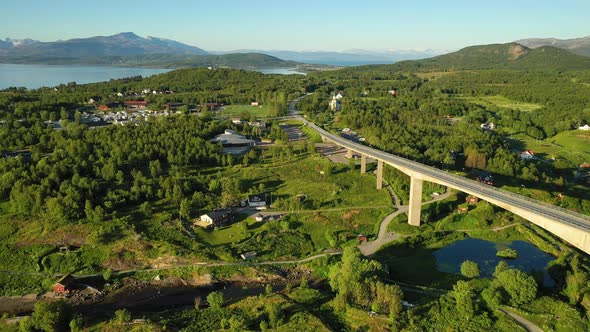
[516,36,590,57]
[393,43,590,71]
[0,32,207,58]
[214,49,443,66]
[0,33,303,69]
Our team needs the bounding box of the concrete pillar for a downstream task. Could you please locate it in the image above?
[346,148,353,159]
[360,154,367,174]
[408,177,424,226]
[376,160,383,190]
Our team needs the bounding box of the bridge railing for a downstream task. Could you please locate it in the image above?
[303,118,590,225]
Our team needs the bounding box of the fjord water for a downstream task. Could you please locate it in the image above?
[434,238,555,286]
[0,63,172,89]
[0,64,305,89]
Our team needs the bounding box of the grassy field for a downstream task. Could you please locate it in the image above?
[217,104,275,118]
[462,95,544,112]
[0,148,393,296]
[509,129,590,167]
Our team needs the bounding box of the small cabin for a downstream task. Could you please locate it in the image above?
[240,251,257,260]
[358,234,368,242]
[466,196,479,205]
[53,274,75,295]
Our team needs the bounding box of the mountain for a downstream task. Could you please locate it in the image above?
[0,32,208,59]
[102,53,299,69]
[214,49,442,66]
[0,38,39,49]
[393,43,590,71]
[0,33,302,69]
[516,36,590,57]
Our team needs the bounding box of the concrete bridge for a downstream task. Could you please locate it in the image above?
[298,117,590,255]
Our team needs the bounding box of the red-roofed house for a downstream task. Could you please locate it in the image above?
[124,101,148,109]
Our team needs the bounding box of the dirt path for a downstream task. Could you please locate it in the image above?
[358,191,452,256]
[499,308,544,332]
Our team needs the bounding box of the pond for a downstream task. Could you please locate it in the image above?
[433,238,555,286]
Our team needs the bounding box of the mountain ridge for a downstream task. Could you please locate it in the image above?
[391,42,590,71]
[516,35,590,57]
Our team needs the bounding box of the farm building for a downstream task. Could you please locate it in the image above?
[53,274,75,295]
[200,210,232,227]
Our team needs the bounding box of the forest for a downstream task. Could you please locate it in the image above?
[2,55,590,331]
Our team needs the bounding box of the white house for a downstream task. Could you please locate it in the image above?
[579,124,590,131]
[329,95,342,111]
[520,150,535,160]
[248,194,267,208]
[199,210,231,227]
[480,122,495,131]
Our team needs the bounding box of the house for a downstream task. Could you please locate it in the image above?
[250,102,260,106]
[457,207,469,214]
[240,251,257,260]
[358,234,368,242]
[466,196,479,205]
[388,90,398,97]
[520,150,535,160]
[200,210,232,227]
[579,124,590,131]
[480,122,495,131]
[53,274,75,295]
[211,130,255,147]
[124,101,148,109]
[255,214,264,222]
[97,102,120,111]
[164,102,184,111]
[329,95,342,111]
[248,194,267,208]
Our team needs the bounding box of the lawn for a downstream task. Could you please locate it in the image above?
[234,153,391,210]
[462,95,544,112]
[217,104,275,118]
[509,129,590,167]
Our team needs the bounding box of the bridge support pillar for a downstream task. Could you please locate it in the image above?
[360,154,367,174]
[408,177,423,226]
[376,160,383,190]
[346,149,353,159]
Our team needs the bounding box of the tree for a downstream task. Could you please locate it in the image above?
[452,280,475,320]
[207,291,224,310]
[495,269,538,306]
[114,309,131,324]
[494,260,509,276]
[31,300,72,332]
[180,198,192,220]
[69,316,84,332]
[460,260,480,278]
[266,302,283,327]
[229,315,246,332]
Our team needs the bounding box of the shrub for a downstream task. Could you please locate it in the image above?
[460,260,480,278]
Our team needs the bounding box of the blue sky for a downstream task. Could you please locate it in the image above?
[2,0,589,51]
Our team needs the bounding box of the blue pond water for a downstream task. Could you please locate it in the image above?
[433,238,555,286]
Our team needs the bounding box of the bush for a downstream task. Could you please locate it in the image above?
[496,248,518,259]
[31,300,72,332]
[207,291,224,310]
[460,260,480,278]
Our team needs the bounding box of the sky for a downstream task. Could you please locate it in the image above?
[1,0,590,52]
